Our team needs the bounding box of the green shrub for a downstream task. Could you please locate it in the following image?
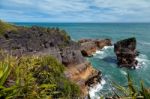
[0,55,80,99]
[0,20,17,35]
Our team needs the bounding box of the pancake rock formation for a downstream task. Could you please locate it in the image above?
[114,37,139,68]
[79,39,112,57]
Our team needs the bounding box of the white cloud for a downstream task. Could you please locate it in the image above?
[93,0,150,15]
[0,0,150,22]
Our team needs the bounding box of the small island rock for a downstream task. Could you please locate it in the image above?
[114,37,139,68]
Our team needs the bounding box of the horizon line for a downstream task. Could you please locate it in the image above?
[10,21,150,24]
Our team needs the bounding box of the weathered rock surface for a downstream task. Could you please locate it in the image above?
[0,26,85,65]
[114,37,139,68]
[79,39,112,56]
[64,62,101,96]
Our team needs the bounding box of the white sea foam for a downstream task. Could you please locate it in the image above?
[94,46,150,69]
[89,79,106,99]
[93,46,114,59]
[120,70,127,75]
[103,46,114,50]
[138,41,150,46]
[93,50,104,56]
[90,46,150,98]
[136,54,150,69]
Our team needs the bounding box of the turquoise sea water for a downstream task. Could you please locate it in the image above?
[14,23,150,98]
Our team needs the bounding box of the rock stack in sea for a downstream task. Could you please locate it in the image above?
[114,37,139,68]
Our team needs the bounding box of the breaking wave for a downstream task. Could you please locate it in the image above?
[138,41,150,46]
[120,70,127,75]
[89,79,106,99]
[93,46,114,59]
[136,54,150,69]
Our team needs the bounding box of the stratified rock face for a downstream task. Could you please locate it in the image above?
[114,37,139,68]
[64,62,101,96]
[79,39,112,57]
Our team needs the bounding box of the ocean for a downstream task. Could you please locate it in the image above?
[13,23,150,98]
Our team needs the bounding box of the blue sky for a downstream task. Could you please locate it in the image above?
[0,0,150,22]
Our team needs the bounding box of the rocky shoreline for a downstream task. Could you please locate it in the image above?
[0,21,112,97]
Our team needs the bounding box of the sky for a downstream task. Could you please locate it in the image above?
[0,0,150,22]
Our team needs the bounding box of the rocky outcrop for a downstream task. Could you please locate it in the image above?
[0,23,102,97]
[64,62,101,96]
[79,39,112,56]
[114,37,139,68]
[0,26,70,55]
[0,26,85,65]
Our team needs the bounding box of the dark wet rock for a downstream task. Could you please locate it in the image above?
[79,39,112,56]
[85,71,101,87]
[114,37,139,68]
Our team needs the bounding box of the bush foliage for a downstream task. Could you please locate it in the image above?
[0,20,17,35]
[0,52,80,99]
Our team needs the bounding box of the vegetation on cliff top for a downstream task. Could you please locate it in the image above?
[0,51,80,99]
[0,20,70,42]
[0,20,17,35]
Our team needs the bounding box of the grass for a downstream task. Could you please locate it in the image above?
[0,20,18,35]
[0,55,12,86]
[0,52,80,99]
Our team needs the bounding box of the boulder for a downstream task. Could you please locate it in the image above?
[61,48,85,66]
[114,37,139,68]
